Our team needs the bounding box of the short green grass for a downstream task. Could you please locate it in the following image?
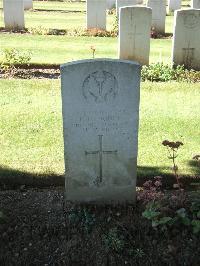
[1,79,199,179]
[0,34,172,65]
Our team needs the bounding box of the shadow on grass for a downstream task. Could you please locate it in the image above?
[0,166,64,189]
[0,163,199,190]
[187,160,200,176]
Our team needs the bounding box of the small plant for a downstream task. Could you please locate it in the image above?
[141,63,200,82]
[90,45,96,59]
[103,227,125,252]
[142,201,173,228]
[1,48,31,77]
[162,140,184,188]
[141,63,175,82]
[137,176,164,204]
[151,27,158,39]
[68,207,96,233]
[142,197,200,234]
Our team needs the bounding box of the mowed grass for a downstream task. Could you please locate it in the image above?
[0,79,199,179]
[0,34,172,65]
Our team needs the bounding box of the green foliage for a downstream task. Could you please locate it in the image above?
[142,201,173,228]
[142,195,200,234]
[68,208,96,233]
[141,63,200,83]
[103,227,125,252]
[28,26,50,35]
[141,63,177,82]
[111,15,118,35]
[1,48,31,77]
[0,211,6,224]
[190,202,200,234]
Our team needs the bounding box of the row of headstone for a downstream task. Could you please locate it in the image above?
[172,9,200,70]
[192,0,200,8]
[119,6,152,65]
[147,0,166,33]
[62,7,200,204]
[168,0,181,13]
[87,0,143,30]
[118,6,200,70]
[3,0,33,29]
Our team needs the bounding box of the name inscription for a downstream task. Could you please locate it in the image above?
[70,109,135,135]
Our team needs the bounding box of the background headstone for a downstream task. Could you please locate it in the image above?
[172,9,200,70]
[3,0,25,29]
[191,0,200,8]
[116,0,138,16]
[24,0,33,10]
[107,0,116,9]
[119,6,152,65]
[61,59,141,203]
[168,0,181,13]
[147,0,166,33]
[86,0,107,30]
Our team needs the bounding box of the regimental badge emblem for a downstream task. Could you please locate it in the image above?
[82,71,118,103]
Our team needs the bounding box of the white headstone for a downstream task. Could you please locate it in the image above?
[191,0,200,8]
[172,9,200,70]
[61,59,141,203]
[3,0,25,29]
[136,0,144,3]
[86,0,107,30]
[24,0,33,10]
[168,0,181,13]
[107,0,115,9]
[119,6,152,65]
[147,0,166,33]
[116,0,138,16]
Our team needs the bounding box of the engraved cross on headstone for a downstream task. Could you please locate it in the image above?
[182,42,195,67]
[85,135,118,185]
[126,24,143,52]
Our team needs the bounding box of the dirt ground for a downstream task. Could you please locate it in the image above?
[0,187,199,266]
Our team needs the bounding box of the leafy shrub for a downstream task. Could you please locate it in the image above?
[28,26,50,35]
[139,179,200,234]
[0,48,32,77]
[141,63,178,82]
[141,63,200,82]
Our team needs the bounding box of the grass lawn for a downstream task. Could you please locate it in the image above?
[1,79,199,182]
[0,34,172,65]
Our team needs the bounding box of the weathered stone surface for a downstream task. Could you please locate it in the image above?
[86,0,107,30]
[61,59,141,203]
[24,0,33,10]
[172,9,200,70]
[116,0,138,16]
[147,0,166,33]
[119,6,152,65]
[192,0,200,8]
[3,0,25,29]
[168,0,181,13]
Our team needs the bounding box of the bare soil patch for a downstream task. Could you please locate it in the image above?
[0,188,199,266]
